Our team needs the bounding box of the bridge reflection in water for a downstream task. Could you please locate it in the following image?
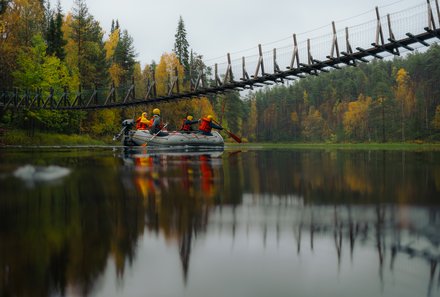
[0,148,439,297]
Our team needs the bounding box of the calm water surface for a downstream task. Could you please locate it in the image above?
[0,146,439,297]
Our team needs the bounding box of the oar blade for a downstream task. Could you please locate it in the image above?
[227,131,242,143]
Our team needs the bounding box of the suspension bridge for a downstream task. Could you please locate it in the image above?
[1,0,440,111]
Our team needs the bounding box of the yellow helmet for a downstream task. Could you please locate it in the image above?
[142,112,147,117]
[207,115,213,121]
[153,108,160,115]
[187,115,193,121]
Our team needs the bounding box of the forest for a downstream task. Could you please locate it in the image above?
[1,0,440,144]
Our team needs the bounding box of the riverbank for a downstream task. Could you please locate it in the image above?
[2,129,440,150]
[227,142,440,151]
[0,129,109,146]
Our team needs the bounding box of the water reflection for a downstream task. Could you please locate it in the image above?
[0,148,439,297]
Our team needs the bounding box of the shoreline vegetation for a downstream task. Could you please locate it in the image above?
[2,129,440,150]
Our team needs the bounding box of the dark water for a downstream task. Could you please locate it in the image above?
[0,146,439,297]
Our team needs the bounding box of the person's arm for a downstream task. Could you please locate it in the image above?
[141,117,150,124]
[152,117,160,128]
[210,122,223,130]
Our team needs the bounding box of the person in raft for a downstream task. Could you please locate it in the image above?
[150,108,168,136]
[198,115,223,136]
[135,112,151,130]
[180,115,199,132]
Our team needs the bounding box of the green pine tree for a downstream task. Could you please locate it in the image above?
[173,16,190,79]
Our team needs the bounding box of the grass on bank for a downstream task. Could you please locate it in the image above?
[0,129,109,146]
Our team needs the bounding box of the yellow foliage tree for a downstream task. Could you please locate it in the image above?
[104,28,120,61]
[62,13,80,81]
[108,63,125,87]
[302,107,329,141]
[395,68,415,141]
[155,52,184,96]
[343,94,372,140]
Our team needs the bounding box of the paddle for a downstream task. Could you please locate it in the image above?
[212,119,242,143]
[113,126,126,141]
[142,123,168,146]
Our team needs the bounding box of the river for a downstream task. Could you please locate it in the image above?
[0,146,439,297]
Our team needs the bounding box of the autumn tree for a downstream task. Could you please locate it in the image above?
[394,68,415,141]
[12,34,76,91]
[343,94,372,141]
[0,0,45,87]
[155,52,184,96]
[302,107,329,142]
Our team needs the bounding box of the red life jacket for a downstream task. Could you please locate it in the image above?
[181,119,191,131]
[199,118,212,133]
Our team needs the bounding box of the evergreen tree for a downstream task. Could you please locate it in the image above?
[70,0,108,87]
[173,16,189,78]
[113,29,136,85]
[46,0,66,60]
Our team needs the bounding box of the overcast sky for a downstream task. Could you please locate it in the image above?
[51,0,424,68]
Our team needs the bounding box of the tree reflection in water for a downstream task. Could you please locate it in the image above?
[0,148,439,297]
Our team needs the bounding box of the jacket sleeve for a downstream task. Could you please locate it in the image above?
[210,122,223,130]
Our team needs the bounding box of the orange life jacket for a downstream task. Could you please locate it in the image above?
[199,118,211,133]
[136,117,148,130]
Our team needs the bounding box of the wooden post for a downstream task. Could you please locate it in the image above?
[215,63,222,86]
[387,14,400,55]
[112,81,116,102]
[94,84,98,105]
[427,0,437,30]
[175,67,180,93]
[374,6,385,46]
[223,53,233,84]
[14,88,18,107]
[78,85,82,106]
[152,68,157,97]
[273,48,281,73]
[289,34,300,69]
[242,56,250,80]
[436,0,440,25]
[132,76,135,100]
[307,39,313,65]
[63,85,68,106]
[49,87,54,109]
[330,21,340,59]
[254,44,265,77]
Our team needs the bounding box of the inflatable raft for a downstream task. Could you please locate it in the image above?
[117,119,224,147]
